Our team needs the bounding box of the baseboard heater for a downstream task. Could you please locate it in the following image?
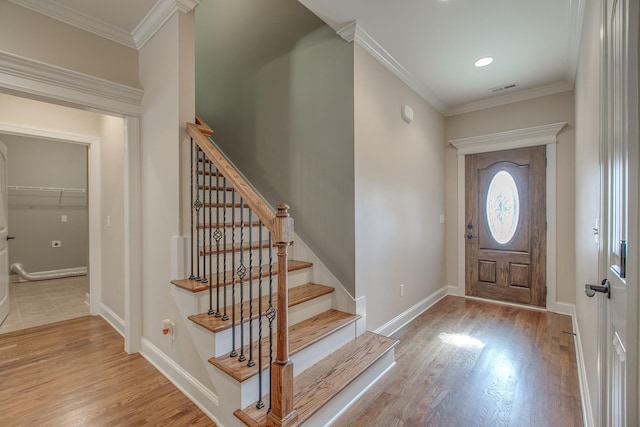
[10,263,87,281]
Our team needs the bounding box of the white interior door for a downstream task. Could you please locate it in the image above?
[599,0,638,424]
[0,139,9,325]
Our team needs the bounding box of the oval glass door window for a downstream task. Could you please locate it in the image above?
[486,170,520,244]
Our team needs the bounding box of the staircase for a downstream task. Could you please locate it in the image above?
[170,117,397,427]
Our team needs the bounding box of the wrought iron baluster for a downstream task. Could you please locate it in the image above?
[222,177,229,321]
[266,232,276,413]
[201,155,208,286]
[207,158,213,314]
[256,220,265,409]
[214,169,222,317]
[247,210,255,368]
[230,190,238,358]
[189,138,195,280]
[194,146,202,281]
[237,198,247,363]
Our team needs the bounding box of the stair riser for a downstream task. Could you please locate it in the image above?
[230,321,358,407]
[192,268,313,311]
[193,247,275,271]
[194,206,254,222]
[304,349,396,427]
[194,224,269,244]
[210,292,334,358]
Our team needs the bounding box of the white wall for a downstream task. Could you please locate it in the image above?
[100,116,125,319]
[354,44,446,332]
[574,0,603,421]
[445,91,576,305]
[138,10,213,387]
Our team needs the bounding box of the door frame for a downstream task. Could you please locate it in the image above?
[0,123,101,316]
[450,121,566,312]
[0,51,143,353]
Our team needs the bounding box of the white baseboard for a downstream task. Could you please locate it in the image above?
[100,303,125,337]
[569,304,595,427]
[140,338,221,425]
[374,285,448,337]
[552,301,575,317]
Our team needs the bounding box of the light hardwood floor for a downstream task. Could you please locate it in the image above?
[0,296,582,427]
[0,316,216,426]
[334,296,583,427]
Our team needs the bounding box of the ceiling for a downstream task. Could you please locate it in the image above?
[8,0,585,116]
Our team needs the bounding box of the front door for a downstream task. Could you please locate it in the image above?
[465,146,546,307]
[0,140,8,325]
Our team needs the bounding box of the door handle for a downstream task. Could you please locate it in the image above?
[585,279,611,298]
[6,236,15,241]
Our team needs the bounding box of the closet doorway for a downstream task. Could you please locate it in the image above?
[0,134,89,333]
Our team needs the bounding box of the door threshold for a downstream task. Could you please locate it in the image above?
[463,295,548,312]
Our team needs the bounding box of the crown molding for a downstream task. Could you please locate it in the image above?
[0,51,143,116]
[337,21,447,114]
[445,81,574,117]
[133,0,200,49]
[8,0,200,51]
[449,122,567,155]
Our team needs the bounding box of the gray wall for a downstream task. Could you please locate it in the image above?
[196,0,356,294]
[3,134,88,274]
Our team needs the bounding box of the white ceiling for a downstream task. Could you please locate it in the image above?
[8,0,585,116]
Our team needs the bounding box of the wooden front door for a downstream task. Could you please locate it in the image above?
[465,146,546,307]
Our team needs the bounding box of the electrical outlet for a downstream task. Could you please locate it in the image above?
[52,240,62,248]
[400,284,405,297]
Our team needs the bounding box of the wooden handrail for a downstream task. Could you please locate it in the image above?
[186,121,298,426]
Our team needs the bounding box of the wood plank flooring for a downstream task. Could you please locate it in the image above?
[333,296,583,427]
[0,316,216,427]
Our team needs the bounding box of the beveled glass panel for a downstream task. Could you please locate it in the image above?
[486,170,519,244]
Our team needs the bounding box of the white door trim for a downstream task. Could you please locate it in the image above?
[0,52,143,353]
[450,122,566,312]
[0,122,102,315]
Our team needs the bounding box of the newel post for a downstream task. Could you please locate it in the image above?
[266,204,299,427]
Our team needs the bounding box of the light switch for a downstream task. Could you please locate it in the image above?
[61,215,68,223]
[107,215,111,228]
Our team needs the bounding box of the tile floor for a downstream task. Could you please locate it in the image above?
[0,275,89,334]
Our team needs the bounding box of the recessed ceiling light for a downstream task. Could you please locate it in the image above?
[474,57,494,67]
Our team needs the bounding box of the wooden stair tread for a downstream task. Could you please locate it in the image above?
[199,240,271,256]
[188,283,334,334]
[197,185,234,191]
[171,260,312,293]
[198,221,262,229]
[234,331,398,425]
[210,309,359,382]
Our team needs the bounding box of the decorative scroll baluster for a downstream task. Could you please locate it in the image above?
[256,220,265,410]
[194,147,202,281]
[238,197,247,363]
[200,156,208,287]
[247,210,255,368]
[266,233,275,413]
[207,159,214,314]
[214,170,222,318]
[230,190,238,358]
[189,138,195,280]
[222,177,229,321]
